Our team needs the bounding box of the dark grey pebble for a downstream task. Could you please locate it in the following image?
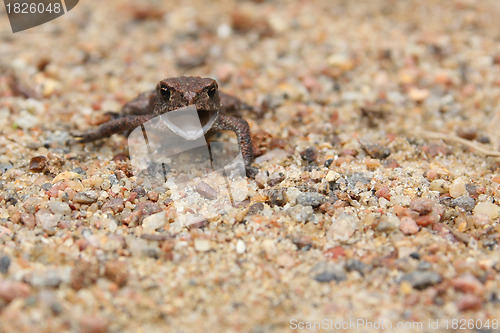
[142,247,160,259]
[346,173,372,189]
[313,262,346,283]
[360,141,391,159]
[478,136,490,144]
[0,256,11,274]
[401,271,441,290]
[72,167,86,176]
[297,192,325,207]
[409,252,421,260]
[41,183,52,191]
[450,195,476,211]
[345,259,370,276]
[300,147,317,163]
[417,260,432,271]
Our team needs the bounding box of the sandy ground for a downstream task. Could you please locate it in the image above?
[1,0,500,332]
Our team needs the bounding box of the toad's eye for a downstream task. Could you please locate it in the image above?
[207,85,217,99]
[159,83,172,101]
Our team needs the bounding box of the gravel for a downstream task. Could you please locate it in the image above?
[401,271,442,290]
[0,256,11,274]
[1,1,500,331]
[296,192,325,207]
[312,262,347,283]
[450,195,476,211]
[73,191,98,204]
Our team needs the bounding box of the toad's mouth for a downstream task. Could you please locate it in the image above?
[197,109,218,128]
[160,106,218,141]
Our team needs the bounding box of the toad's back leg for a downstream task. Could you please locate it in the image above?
[79,91,156,142]
[72,115,155,143]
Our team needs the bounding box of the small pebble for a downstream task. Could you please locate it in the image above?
[147,191,159,202]
[104,260,128,287]
[70,260,98,290]
[399,216,419,235]
[312,262,346,283]
[328,214,357,243]
[267,172,285,186]
[79,315,109,333]
[246,202,264,216]
[73,191,98,204]
[429,179,449,194]
[194,238,212,252]
[72,167,86,175]
[48,201,71,215]
[132,187,147,198]
[261,239,277,259]
[456,127,477,141]
[0,281,31,302]
[450,196,475,211]
[195,181,217,200]
[236,239,246,254]
[345,259,370,276]
[408,87,429,102]
[108,174,119,185]
[29,156,47,173]
[474,214,490,228]
[101,198,124,214]
[20,213,36,228]
[268,189,286,207]
[110,184,121,194]
[41,183,52,191]
[409,198,434,215]
[101,180,111,190]
[360,141,391,159]
[296,192,325,207]
[35,209,58,231]
[254,149,290,163]
[417,260,432,271]
[254,170,268,185]
[325,170,340,182]
[52,171,81,184]
[142,212,166,231]
[0,256,11,274]
[376,214,400,232]
[456,294,482,312]
[451,273,484,294]
[473,202,499,220]
[400,271,441,290]
[48,182,67,198]
[300,147,317,162]
[449,178,466,198]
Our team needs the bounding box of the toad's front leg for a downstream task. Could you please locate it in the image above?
[211,114,254,167]
[72,114,155,143]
